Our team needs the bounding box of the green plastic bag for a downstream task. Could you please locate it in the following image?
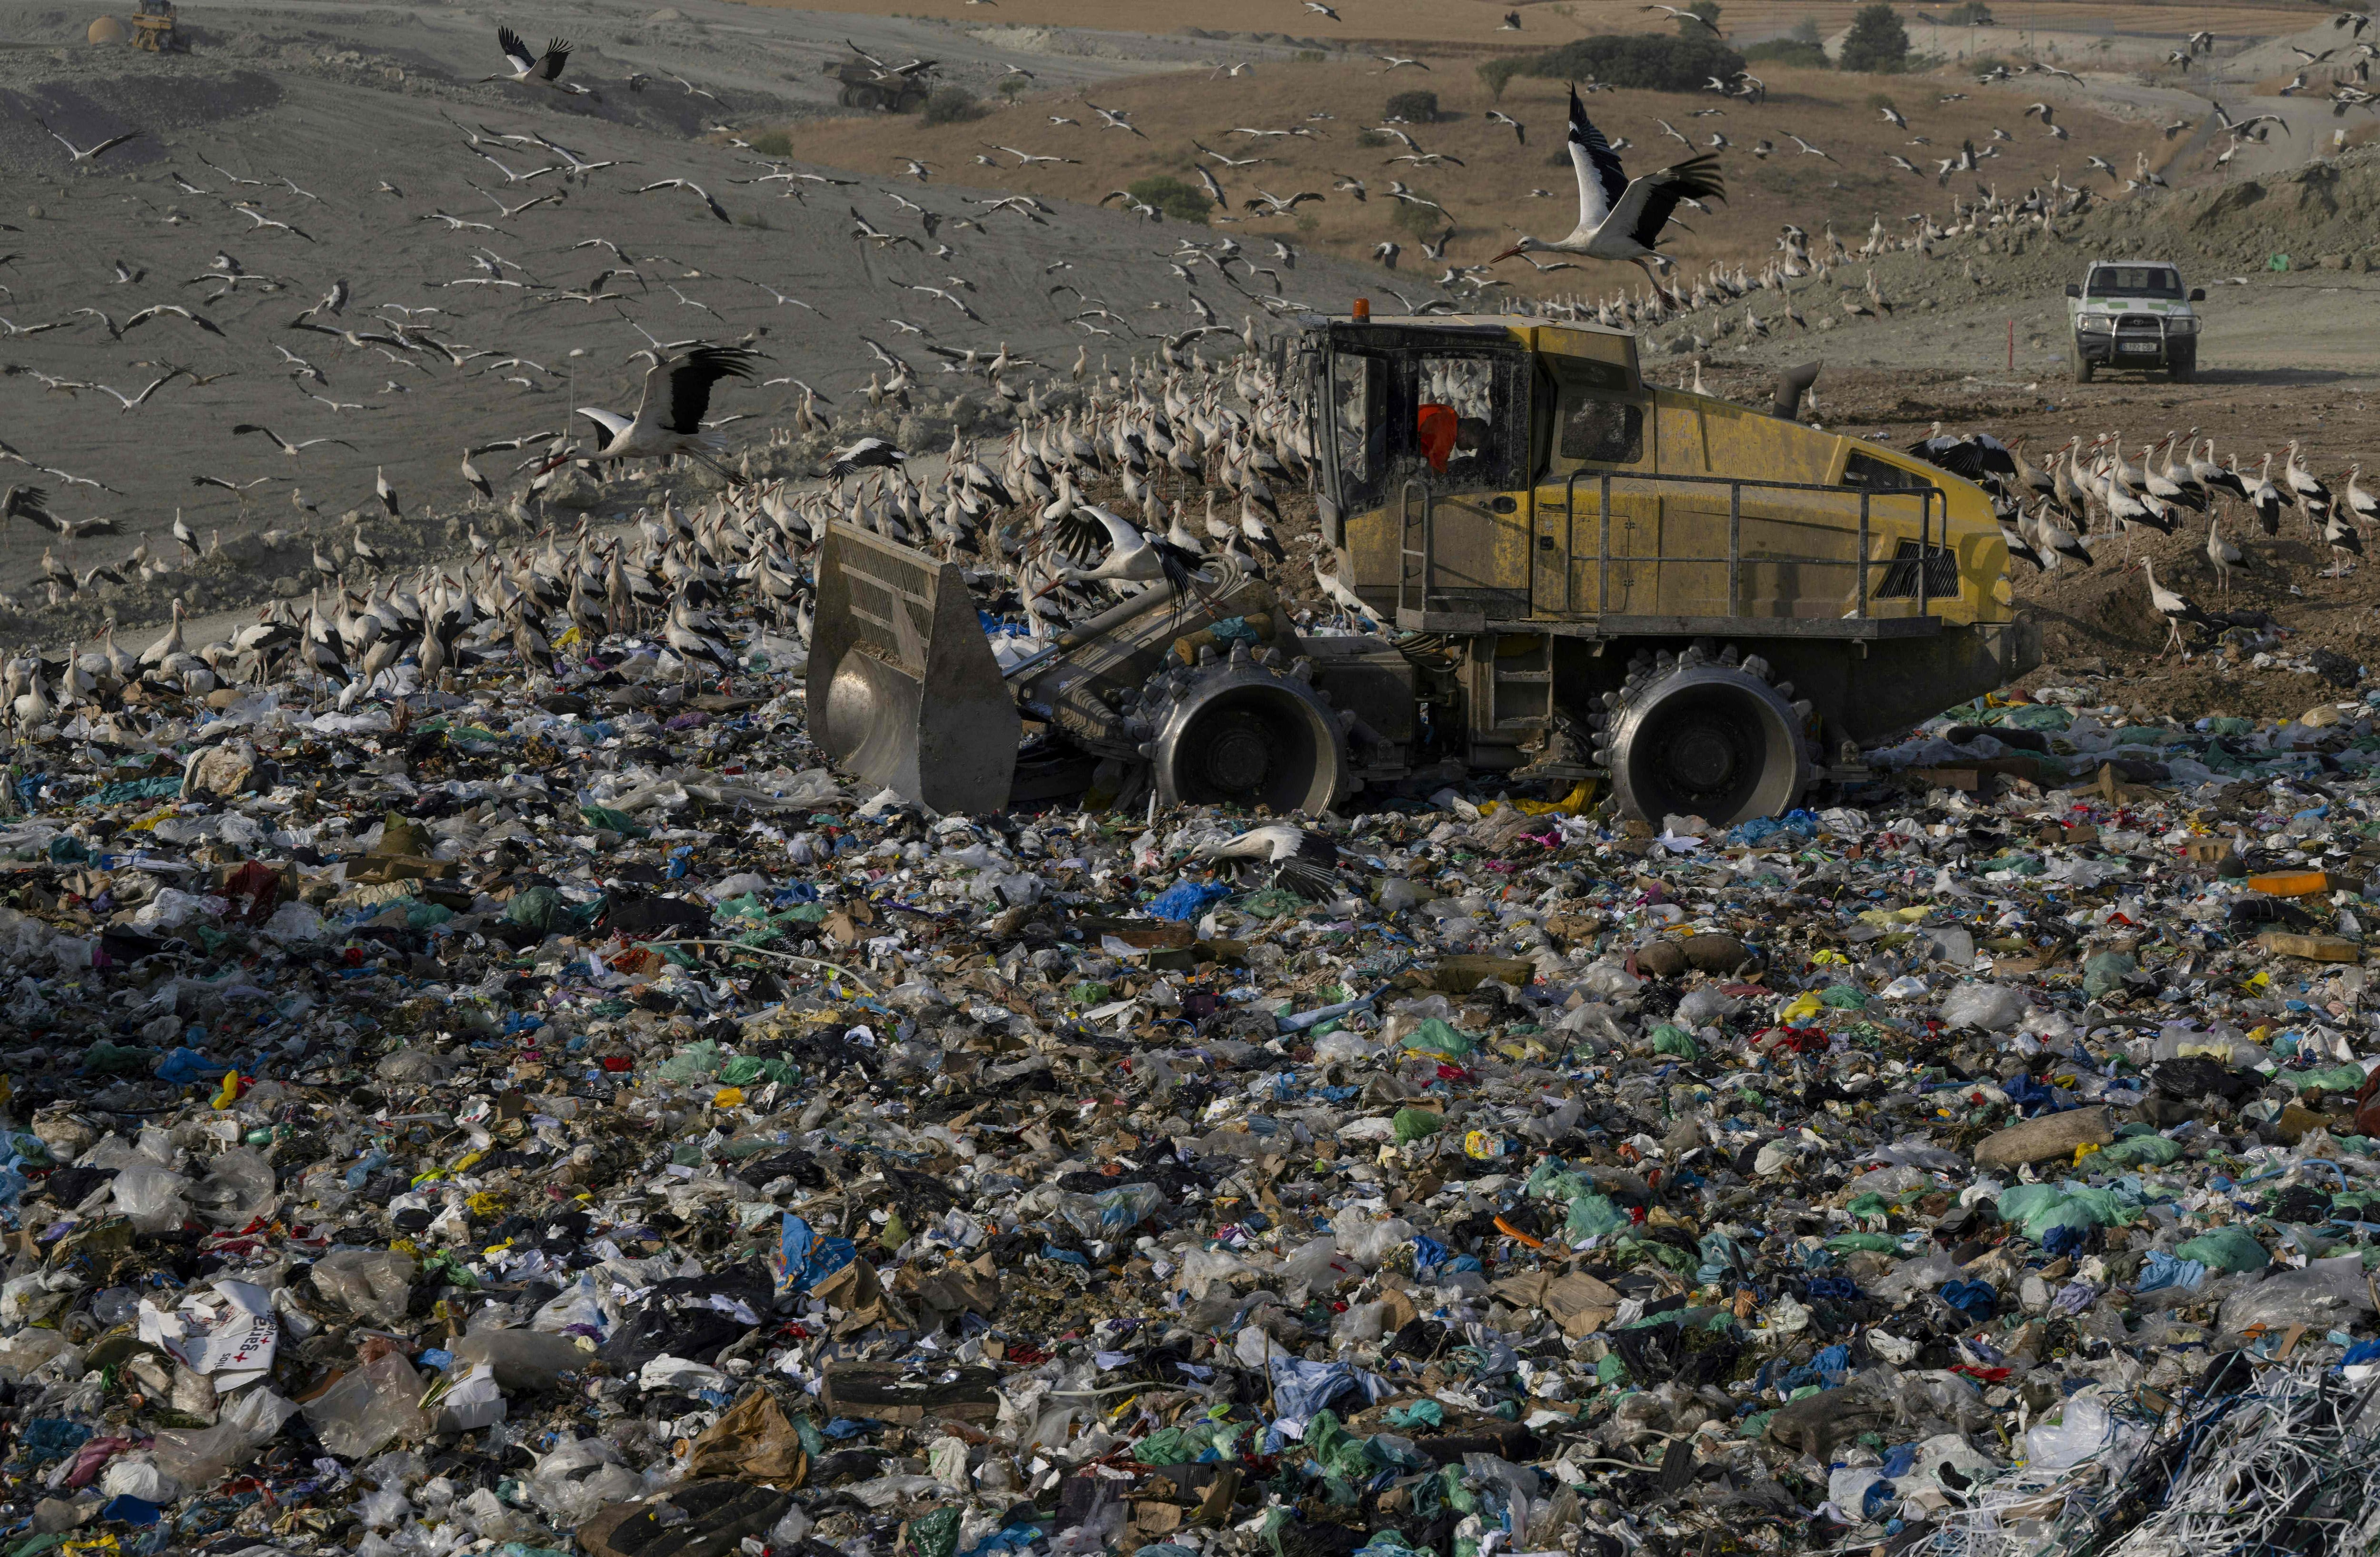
[2298,1063,2369,1094]
[1825,1232,1900,1253]
[1400,1018,1474,1057]
[904,1506,962,1557]
[1393,1107,1444,1143]
[1649,1024,1698,1059]
[578,803,649,839]
[2177,1225,2271,1274]
[1565,1192,1630,1239]
[505,885,566,932]
[656,1040,723,1084]
[2098,1134,2182,1168]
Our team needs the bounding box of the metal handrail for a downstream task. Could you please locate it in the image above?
[1395,479,1432,617]
[1554,467,1949,621]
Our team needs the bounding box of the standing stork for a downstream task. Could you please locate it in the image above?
[2140,558,2215,657]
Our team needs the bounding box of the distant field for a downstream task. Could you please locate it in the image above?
[727,0,2324,49]
[780,56,2174,305]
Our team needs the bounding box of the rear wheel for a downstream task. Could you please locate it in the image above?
[1591,642,1816,826]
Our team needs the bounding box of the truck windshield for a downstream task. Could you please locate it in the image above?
[2087,266,2182,299]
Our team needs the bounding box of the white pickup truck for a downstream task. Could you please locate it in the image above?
[2066,260,2207,383]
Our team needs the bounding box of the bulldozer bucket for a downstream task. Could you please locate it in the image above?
[807,521,1020,814]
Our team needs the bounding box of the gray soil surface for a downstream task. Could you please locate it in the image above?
[0,0,1376,645]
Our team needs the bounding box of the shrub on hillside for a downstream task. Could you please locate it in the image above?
[1478,57,1522,99]
[1838,3,1912,72]
[922,87,984,124]
[1385,89,1440,122]
[751,128,793,158]
[1126,176,1211,224]
[1522,34,1746,93]
[1388,191,1448,238]
[1743,39,1828,67]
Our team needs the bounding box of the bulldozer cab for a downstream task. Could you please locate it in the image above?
[1302,314,1985,635]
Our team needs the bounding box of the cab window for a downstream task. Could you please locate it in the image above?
[1841,451,1934,491]
[1413,354,1519,491]
[1546,357,1644,471]
[2086,266,2182,299]
[1560,398,1644,463]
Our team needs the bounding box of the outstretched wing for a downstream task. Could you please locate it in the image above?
[497,25,536,73]
[540,39,574,81]
[1566,87,1628,236]
[1608,153,1725,250]
[641,346,756,435]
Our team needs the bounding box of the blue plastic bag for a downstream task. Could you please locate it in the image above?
[1147,880,1231,922]
[155,1047,231,1086]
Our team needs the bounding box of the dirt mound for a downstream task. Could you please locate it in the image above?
[2096,154,2380,272]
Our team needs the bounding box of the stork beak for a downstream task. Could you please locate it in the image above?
[533,451,575,477]
[1486,243,1525,265]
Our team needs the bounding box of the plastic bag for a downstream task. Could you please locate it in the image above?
[2219,1256,2377,1334]
[303,1351,429,1458]
[187,1147,277,1228]
[435,1364,507,1433]
[151,1386,299,1489]
[1333,1212,1416,1267]
[2021,1390,2140,1473]
[526,1437,642,1527]
[1940,982,2026,1031]
[312,1251,417,1326]
[448,1329,590,1391]
[110,1163,191,1232]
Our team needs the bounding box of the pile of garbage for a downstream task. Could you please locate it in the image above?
[16,638,2380,1557]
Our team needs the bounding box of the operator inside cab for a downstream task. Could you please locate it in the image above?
[1415,403,1493,479]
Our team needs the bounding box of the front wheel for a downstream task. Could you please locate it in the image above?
[2169,346,2196,384]
[1592,641,1815,826]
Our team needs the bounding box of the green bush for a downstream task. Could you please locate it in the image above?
[751,128,793,158]
[1676,0,1721,34]
[1294,49,1326,63]
[1389,192,1448,238]
[1127,175,1212,224]
[1522,34,1746,93]
[1790,16,1823,42]
[1385,89,1440,122]
[997,75,1030,99]
[1939,1,1993,22]
[1478,57,1522,100]
[1839,3,1911,72]
[922,87,984,124]
[1743,39,1828,66]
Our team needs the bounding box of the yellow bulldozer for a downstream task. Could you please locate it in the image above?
[129,0,178,50]
[809,307,2037,825]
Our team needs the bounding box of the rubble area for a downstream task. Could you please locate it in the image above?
[12,622,2380,1557]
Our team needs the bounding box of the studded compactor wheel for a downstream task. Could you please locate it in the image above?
[1128,641,1350,813]
[1591,641,1817,825]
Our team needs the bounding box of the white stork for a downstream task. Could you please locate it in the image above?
[1487,86,1724,305]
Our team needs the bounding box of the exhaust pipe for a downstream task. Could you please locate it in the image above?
[1771,361,1822,422]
